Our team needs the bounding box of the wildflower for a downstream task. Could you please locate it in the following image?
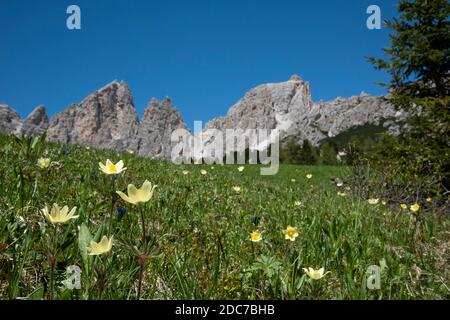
[126,149,134,154]
[368,198,379,205]
[291,179,296,182]
[249,215,261,226]
[87,236,113,256]
[283,226,299,241]
[99,159,127,175]
[337,192,347,197]
[41,203,78,225]
[382,201,387,205]
[303,267,330,280]
[426,197,432,203]
[116,180,157,205]
[410,203,420,213]
[306,174,313,179]
[238,166,245,172]
[294,201,302,207]
[400,204,407,209]
[117,207,127,220]
[250,230,262,242]
[233,186,241,193]
[37,158,51,169]
[200,169,207,175]
[182,170,189,175]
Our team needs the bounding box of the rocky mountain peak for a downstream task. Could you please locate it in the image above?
[0,104,22,135]
[1,75,407,160]
[46,80,139,151]
[21,105,49,136]
[133,97,188,159]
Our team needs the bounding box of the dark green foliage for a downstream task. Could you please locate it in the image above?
[361,0,450,207]
[280,138,320,165]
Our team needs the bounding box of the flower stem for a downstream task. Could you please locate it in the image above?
[140,207,147,253]
[137,263,144,300]
[108,177,116,236]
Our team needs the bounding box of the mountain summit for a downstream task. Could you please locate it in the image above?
[0,76,406,158]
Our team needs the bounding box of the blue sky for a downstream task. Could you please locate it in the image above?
[0,0,398,128]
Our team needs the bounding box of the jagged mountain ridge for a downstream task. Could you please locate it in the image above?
[0,76,406,158]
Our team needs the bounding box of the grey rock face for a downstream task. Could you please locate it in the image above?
[21,105,49,137]
[1,75,407,159]
[133,97,188,159]
[0,104,22,135]
[204,76,406,149]
[47,81,139,152]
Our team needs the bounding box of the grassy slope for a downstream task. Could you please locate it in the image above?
[0,134,448,299]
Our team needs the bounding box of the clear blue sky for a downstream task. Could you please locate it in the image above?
[0,0,398,128]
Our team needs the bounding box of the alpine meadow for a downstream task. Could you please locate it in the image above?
[0,0,449,302]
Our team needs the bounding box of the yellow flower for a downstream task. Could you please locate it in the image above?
[87,236,113,256]
[303,267,329,280]
[116,180,157,205]
[400,203,408,209]
[250,230,262,242]
[41,203,78,225]
[382,201,387,205]
[99,159,127,175]
[337,192,347,197]
[233,186,241,193]
[182,170,189,175]
[368,198,379,205]
[410,203,420,213]
[283,226,299,241]
[37,158,51,169]
[200,169,207,175]
[238,166,245,172]
[306,174,313,179]
[426,197,432,203]
[294,201,302,207]
[291,179,296,182]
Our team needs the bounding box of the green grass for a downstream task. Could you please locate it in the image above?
[0,134,449,300]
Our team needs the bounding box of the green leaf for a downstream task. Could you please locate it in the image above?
[26,285,44,300]
[78,223,92,272]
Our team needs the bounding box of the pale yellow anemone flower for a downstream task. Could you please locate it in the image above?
[294,201,302,207]
[233,186,241,193]
[306,174,313,179]
[182,170,189,175]
[426,197,432,203]
[200,169,207,175]
[400,203,408,209]
[37,158,51,169]
[116,180,157,205]
[250,230,262,242]
[410,203,420,213]
[283,226,299,241]
[303,267,330,280]
[238,166,245,172]
[41,203,78,224]
[87,236,113,256]
[99,159,127,175]
[337,192,347,197]
[368,198,379,205]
